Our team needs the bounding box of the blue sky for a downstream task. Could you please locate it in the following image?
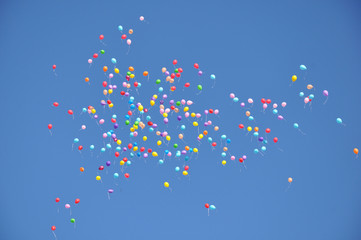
[1,0,361,239]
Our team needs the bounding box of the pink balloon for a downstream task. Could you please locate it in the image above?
[181,99,186,105]
[99,119,104,124]
[281,102,287,107]
[81,125,86,130]
[122,82,127,87]
[196,113,201,118]
[214,109,219,115]
[207,120,212,125]
[263,103,268,109]
[140,16,144,21]
[165,108,170,113]
[167,152,172,157]
[185,112,190,117]
[109,73,113,79]
[187,100,193,105]
[65,204,70,209]
[127,39,132,45]
[160,109,164,114]
[231,156,235,160]
[87,109,91,114]
[133,132,138,137]
[248,98,253,104]
[103,133,107,138]
[88,59,93,64]
[273,104,278,108]
[230,93,235,99]
[163,132,168,136]
[304,97,309,104]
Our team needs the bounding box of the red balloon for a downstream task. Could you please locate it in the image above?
[93,53,98,58]
[52,65,56,70]
[238,124,244,129]
[205,203,209,208]
[51,226,56,231]
[111,118,116,123]
[239,158,244,163]
[128,143,133,149]
[173,59,178,65]
[107,100,111,104]
[147,148,152,153]
[134,82,138,87]
[265,128,271,133]
[194,63,199,69]
[55,198,60,203]
[128,111,133,116]
[53,102,59,107]
[115,152,120,157]
[209,109,214,114]
[123,157,128,162]
[273,137,278,143]
[68,110,73,115]
[78,145,83,151]
[171,73,176,79]
[178,68,183,73]
[121,34,127,40]
[171,86,176,91]
[99,166,104,170]
[212,142,217,147]
[124,173,130,178]
[75,198,80,204]
[147,121,153,126]
[102,81,108,87]
[99,34,104,40]
[184,165,189,171]
[140,147,145,152]
[266,99,271,104]
[48,124,53,130]
[261,98,266,104]
[120,91,125,95]
[144,108,148,113]
[171,105,175,110]
[185,82,190,87]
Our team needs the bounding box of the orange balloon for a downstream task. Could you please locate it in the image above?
[185,146,190,151]
[85,77,89,82]
[162,67,167,73]
[288,177,293,183]
[129,29,133,34]
[129,66,134,71]
[254,127,259,132]
[103,66,108,72]
[354,148,359,155]
[307,84,313,90]
[143,71,148,76]
[246,111,251,117]
[80,167,84,172]
[223,147,228,152]
[203,130,208,135]
[214,126,219,131]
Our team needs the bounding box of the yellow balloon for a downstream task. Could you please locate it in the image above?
[193,122,198,127]
[114,68,119,74]
[138,105,143,111]
[157,140,162,146]
[153,95,158,99]
[166,135,171,141]
[109,103,114,108]
[108,89,113,94]
[134,125,138,130]
[120,160,125,165]
[247,126,252,132]
[191,112,196,117]
[150,100,155,106]
[130,127,135,132]
[133,146,138,151]
[143,136,147,141]
[292,75,297,82]
[163,113,168,118]
[130,74,135,79]
[184,107,189,112]
[164,182,169,188]
[199,134,203,139]
[193,148,198,153]
[152,151,158,157]
[117,140,122,145]
[307,84,313,90]
[96,176,101,181]
[91,109,96,114]
[222,160,226,165]
[183,171,188,176]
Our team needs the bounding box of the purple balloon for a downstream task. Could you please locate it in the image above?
[113,85,117,89]
[177,116,182,121]
[240,102,245,107]
[165,71,170,76]
[106,161,111,166]
[164,118,169,124]
[114,123,119,129]
[323,90,329,96]
[151,97,155,100]
[278,115,284,120]
[136,103,141,107]
[198,70,203,76]
[258,137,264,142]
[108,189,114,193]
[181,150,186,155]
[101,100,106,106]
[94,115,98,119]
[242,155,247,160]
[124,92,129,97]
[204,122,208,126]
[152,124,158,128]
[204,110,209,115]
[123,147,127,152]
[111,134,116,139]
[109,85,113,89]
[163,94,168,99]
[169,100,174,105]
[159,100,164,104]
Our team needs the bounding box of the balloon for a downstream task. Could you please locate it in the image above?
[354,148,359,155]
[124,173,130,178]
[183,171,188,176]
[51,226,56,231]
[93,53,98,58]
[205,203,210,208]
[281,102,287,107]
[164,182,169,188]
[173,59,178,65]
[70,218,75,223]
[288,177,293,183]
[88,59,92,64]
[292,75,297,82]
[265,128,271,133]
[323,90,329,96]
[99,34,104,40]
[300,65,307,70]
[96,176,101,181]
[336,118,342,124]
[53,102,59,107]
[222,160,226,165]
[121,34,127,39]
[52,65,56,70]
[129,29,133,34]
[55,198,60,203]
[140,16,144,21]
[273,137,278,143]
[197,85,203,90]
[80,167,84,172]
[48,124,53,130]
[210,205,216,210]
[304,97,309,104]
[75,199,80,204]
[68,110,73,115]
[210,74,216,80]
[65,204,70,209]
[293,123,299,129]
[248,98,253,104]
[307,84,313,90]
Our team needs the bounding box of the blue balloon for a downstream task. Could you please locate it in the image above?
[273,109,278,114]
[158,87,164,93]
[248,116,254,121]
[261,146,267,152]
[130,104,135,109]
[118,25,123,31]
[253,132,259,137]
[111,58,117,64]
[233,97,239,103]
[138,83,142,87]
[73,138,79,143]
[185,156,189,161]
[106,144,111,149]
[146,116,151,121]
[221,152,226,157]
[127,161,131,166]
[208,137,213,143]
[293,123,299,129]
[254,149,259,154]
[112,114,117,119]
[210,74,216,80]
[137,152,141,157]
[114,173,119,178]
[309,94,314,100]
[226,139,231,143]
[130,152,134,158]
[221,135,226,140]
[299,92,304,97]
[336,118,342,124]
[101,148,106,152]
[90,145,95,150]
[107,132,111,137]
[181,125,186,130]
[116,146,121,151]
[129,132,134,137]
[149,127,154,132]
[210,205,216,210]
[300,65,307,70]
[125,114,130,119]
[82,108,87,113]
[175,166,180,172]
[159,159,164,165]
[130,96,135,101]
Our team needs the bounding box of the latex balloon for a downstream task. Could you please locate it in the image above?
[292,75,297,82]
[323,90,329,96]
[300,65,307,70]
[288,177,293,183]
[48,124,53,130]
[354,148,359,155]
[75,198,80,204]
[51,226,56,231]
[164,182,169,188]
[205,203,210,208]
[55,198,60,203]
[99,34,104,40]
[52,65,56,70]
[336,118,342,124]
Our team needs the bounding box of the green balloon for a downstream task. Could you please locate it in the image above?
[127,71,131,76]
[134,121,139,126]
[70,218,75,223]
[173,143,178,148]
[100,50,105,54]
[176,101,181,106]
[125,120,130,125]
[197,85,203,90]
[174,68,179,73]
[156,79,161,84]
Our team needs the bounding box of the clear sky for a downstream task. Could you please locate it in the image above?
[1,0,361,239]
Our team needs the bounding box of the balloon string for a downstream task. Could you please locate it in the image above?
[52,231,57,240]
